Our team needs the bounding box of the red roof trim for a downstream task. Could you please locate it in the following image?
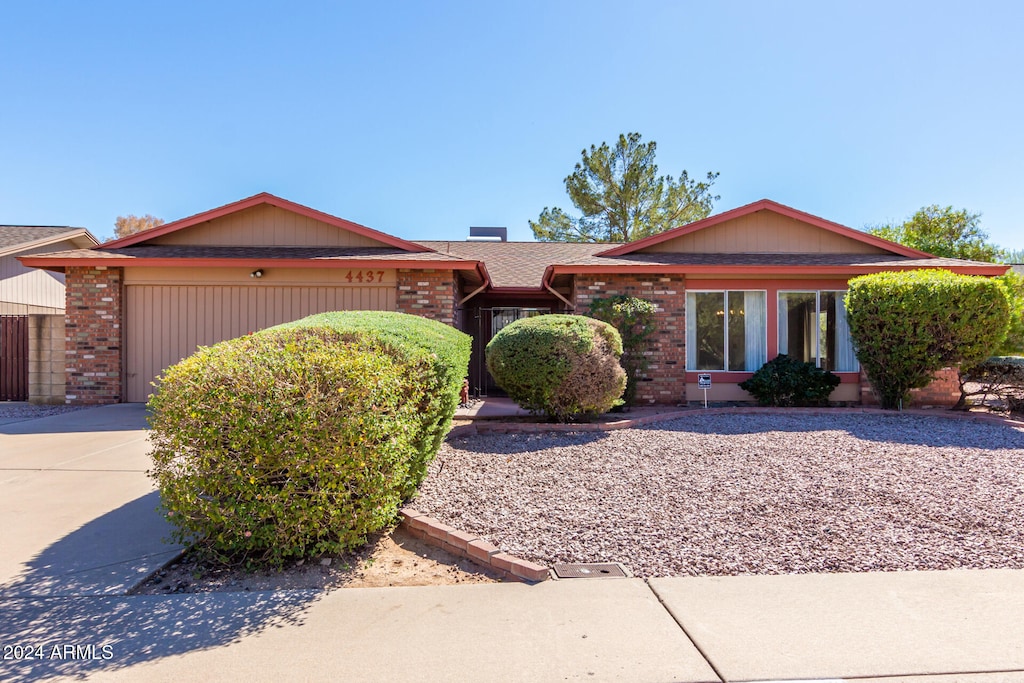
[596,199,934,259]
[99,193,430,252]
[545,262,1008,278]
[19,256,482,271]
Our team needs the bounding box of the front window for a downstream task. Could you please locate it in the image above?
[778,291,859,371]
[686,291,767,371]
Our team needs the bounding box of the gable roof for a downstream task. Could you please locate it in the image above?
[100,192,430,252]
[597,199,934,259]
[0,226,97,257]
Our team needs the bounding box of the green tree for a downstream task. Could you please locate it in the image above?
[868,205,1005,262]
[530,132,719,243]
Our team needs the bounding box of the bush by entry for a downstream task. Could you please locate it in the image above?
[485,314,626,422]
[147,311,471,568]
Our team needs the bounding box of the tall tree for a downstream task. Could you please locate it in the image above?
[530,132,719,243]
[868,205,1005,262]
[114,214,164,239]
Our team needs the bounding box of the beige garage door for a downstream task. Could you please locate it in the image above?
[125,284,396,402]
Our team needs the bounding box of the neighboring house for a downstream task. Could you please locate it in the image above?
[19,193,1007,405]
[1,226,97,402]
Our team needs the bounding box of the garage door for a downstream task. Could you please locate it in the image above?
[124,284,396,402]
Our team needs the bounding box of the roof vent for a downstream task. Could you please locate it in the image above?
[467,226,507,242]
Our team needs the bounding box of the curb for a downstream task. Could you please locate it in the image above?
[399,507,549,583]
[448,405,1024,436]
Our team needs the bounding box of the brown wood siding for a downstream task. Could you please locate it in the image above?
[641,211,889,254]
[148,204,392,247]
[125,284,396,402]
[0,240,77,310]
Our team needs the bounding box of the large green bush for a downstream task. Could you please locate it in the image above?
[739,354,841,406]
[995,271,1024,355]
[845,269,1009,409]
[589,295,657,408]
[486,314,626,421]
[148,311,470,568]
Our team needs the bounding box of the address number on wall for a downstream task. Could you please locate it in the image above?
[344,270,387,283]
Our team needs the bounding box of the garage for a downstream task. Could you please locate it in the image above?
[124,275,396,402]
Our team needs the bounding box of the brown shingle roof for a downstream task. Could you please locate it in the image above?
[417,241,611,288]
[553,252,1002,269]
[24,245,474,263]
[0,226,85,251]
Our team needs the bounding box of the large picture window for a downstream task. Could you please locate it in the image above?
[778,291,859,371]
[686,291,767,371]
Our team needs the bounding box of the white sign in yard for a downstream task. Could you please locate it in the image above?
[697,373,711,408]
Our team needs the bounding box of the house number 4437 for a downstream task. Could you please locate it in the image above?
[344,270,386,283]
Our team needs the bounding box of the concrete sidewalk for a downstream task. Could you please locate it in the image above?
[2,404,1024,682]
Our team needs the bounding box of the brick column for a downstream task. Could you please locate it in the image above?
[574,274,686,405]
[65,266,123,404]
[395,269,457,325]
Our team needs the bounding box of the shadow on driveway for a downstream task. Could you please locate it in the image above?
[640,409,1024,450]
[0,489,321,682]
[1,491,181,599]
[0,590,320,682]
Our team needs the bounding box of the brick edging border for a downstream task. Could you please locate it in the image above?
[399,508,549,583]
[448,406,1024,437]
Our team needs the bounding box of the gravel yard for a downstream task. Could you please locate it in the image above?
[0,402,84,422]
[415,412,1024,577]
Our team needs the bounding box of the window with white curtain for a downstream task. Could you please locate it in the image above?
[778,290,859,371]
[686,291,767,371]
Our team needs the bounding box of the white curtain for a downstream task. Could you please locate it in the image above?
[744,291,767,370]
[834,292,859,371]
[685,292,697,369]
[778,293,789,355]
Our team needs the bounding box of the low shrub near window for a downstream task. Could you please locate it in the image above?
[589,295,656,408]
[147,312,470,568]
[486,314,626,421]
[739,354,841,406]
[958,355,1024,414]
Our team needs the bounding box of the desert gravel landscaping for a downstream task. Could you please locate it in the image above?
[414,411,1024,577]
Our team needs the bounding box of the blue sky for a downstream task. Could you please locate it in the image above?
[2,1,1022,250]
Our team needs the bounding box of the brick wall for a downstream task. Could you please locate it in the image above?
[574,274,686,405]
[860,366,961,408]
[395,269,457,325]
[65,266,122,404]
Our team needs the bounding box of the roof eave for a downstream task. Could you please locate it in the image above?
[0,228,99,258]
[548,262,1010,277]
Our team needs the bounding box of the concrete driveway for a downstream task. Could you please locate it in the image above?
[0,404,182,597]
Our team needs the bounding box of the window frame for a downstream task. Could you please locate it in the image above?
[776,289,858,371]
[686,288,768,373]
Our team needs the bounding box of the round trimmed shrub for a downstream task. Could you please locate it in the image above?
[485,314,626,421]
[846,269,1010,409]
[148,312,470,568]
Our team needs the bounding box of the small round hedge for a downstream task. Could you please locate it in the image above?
[485,314,626,421]
[147,311,470,568]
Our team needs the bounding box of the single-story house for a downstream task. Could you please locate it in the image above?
[1,225,97,402]
[19,193,1007,405]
